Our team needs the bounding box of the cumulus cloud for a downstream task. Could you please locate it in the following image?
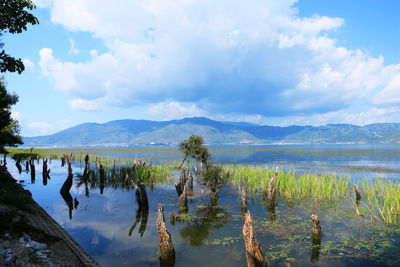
[28,121,55,134]
[28,119,72,135]
[147,102,205,120]
[36,0,400,123]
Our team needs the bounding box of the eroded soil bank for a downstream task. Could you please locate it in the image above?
[0,168,99,266]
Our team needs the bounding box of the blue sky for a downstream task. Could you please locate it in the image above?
[3,0,400,136]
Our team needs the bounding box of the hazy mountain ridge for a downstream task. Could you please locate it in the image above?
[23,117,400,147]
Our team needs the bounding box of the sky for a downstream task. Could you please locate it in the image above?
[3,0,400,136]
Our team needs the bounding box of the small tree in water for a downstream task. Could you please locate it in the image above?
[179,135,210,168]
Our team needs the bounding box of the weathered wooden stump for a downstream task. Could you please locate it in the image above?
[241,188,247,213]
[267,167,278,207]
[178,186,188,212]
[243,211,269,267]
[157,204,175,266]
[85,154,90,169]
[310,214,322,263]
[188,172,193,189]
[311,214,322,240]
[354,184,361,201]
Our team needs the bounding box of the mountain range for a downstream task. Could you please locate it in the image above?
[23,117,400,147]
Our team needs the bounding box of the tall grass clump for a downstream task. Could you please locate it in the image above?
[360,179,400,225]
[223,164,351,200]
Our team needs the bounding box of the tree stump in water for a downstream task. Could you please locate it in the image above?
[241,188,247,213]
[311,214,322,240]
[267,167,278,207]
[85,154,90,170]
[188,172,193,189]
[157,204,175,266]
[354,184,361,201]
[243,211,269,267]
[178,186,188,212]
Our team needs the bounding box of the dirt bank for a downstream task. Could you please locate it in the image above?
[0,168,100,266]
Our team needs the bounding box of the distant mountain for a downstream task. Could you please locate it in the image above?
[22,117,400,147]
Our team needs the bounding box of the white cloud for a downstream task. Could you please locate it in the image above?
[68,38,79,54]
[22,58,34,69]
[147,102,205,120]
[37,0,400,123]
[11,111,24,121]
[68,98,105,111]
[28,121,55,134]
[28,119,72,135]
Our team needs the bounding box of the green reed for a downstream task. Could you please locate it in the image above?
[223,164,351,200]
[359,179,400,225]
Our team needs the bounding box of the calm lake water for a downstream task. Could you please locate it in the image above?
[7,144,400,266]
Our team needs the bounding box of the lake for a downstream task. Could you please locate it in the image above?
[6,144,400,266]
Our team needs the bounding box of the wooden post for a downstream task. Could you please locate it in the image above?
[354,184,361,201]
[243,211,269,267]
[157,204,175,266]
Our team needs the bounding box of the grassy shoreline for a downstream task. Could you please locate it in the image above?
[5,147,400,225]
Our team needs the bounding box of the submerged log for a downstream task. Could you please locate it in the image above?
[241,188,247,213]
[311,214,322,240]
[243,211,269,267]
[354,184,361,201]
[157,204,175,266]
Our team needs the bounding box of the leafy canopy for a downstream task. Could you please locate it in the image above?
[0,78,22,153]
[179,135,210,167]
[0,0,39,74]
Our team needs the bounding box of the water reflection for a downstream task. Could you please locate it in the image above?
[129,182,149,237]
[180,194,228,246]
[60,165,74,219]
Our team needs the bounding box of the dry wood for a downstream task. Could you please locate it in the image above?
[267,167,278,207]
[157,204,175,265]
[178,186,187,208]
[354,184,361,201]
[243,211,269,267]
[311,214,322,240]
[241,188,247,212]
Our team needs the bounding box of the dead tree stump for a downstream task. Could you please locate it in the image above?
[267,167,278,207]
[354,184,361,201]
[157,204,175,266]
[188,172,193,189]
[178,186,188,212]
[85,154,90,169]
[241,188,247,213]
[311,214,322,240]
[243,211,269,267]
